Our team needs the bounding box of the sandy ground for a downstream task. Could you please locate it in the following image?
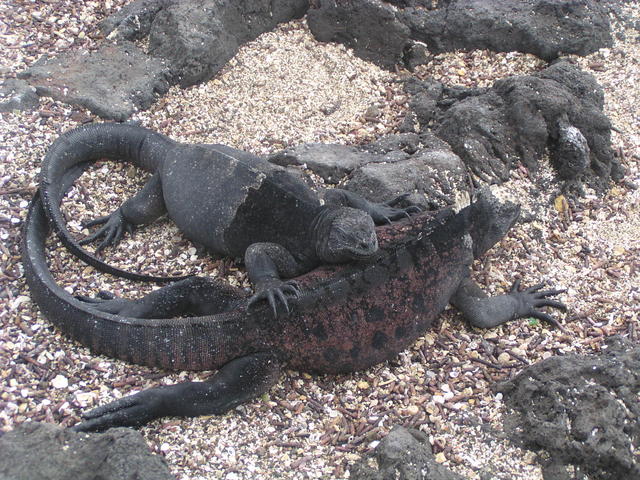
[1,2,638,479]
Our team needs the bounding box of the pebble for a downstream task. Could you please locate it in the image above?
[51,375,69,389]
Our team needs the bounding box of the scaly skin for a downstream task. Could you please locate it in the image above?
[23,186,566,431]
[39,123,420,315]
[24,192,468,373]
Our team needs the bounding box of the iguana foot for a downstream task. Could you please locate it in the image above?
[76,292,144,316]
[72,388,167,432]
[77,289,117,300]
[79,208,134,253]
[368,193,423,224]
[509,279,567,329]
[71,353,281,432]
[324,189,422,225]
[451,276,567,330]
[248,279,301,318]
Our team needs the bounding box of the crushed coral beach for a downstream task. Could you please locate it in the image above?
[0,1,638,479]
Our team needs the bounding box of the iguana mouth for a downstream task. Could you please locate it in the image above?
[344,248,378,261]
[344,232,379,261]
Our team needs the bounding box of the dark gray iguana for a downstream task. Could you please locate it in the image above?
[39,123,422,316]
[23,157,566,431]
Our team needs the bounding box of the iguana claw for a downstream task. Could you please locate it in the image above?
[75,292,136,315]
[79,208,134,252]
[368,194,423,225]
[248,279,301,318]
[72,388,166,432]
[510,280,567,330]
[384,193,411,207]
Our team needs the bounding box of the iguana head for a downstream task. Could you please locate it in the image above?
[467,188,521,259]
[313,207,378,263]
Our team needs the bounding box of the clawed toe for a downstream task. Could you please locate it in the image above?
[81,214,110,229]
[535,288,567,298]
[385,193,411,207]
[510,279,567,329]
[75,289,117,305]
[75,294,101,303]
[534,298,567,311]
[523,283,546,293]
[79,209,132,251]
[282,281,301,298]
[248,280,302,318]
[79,224,109,245]
[531,311,565,331]
[405,205,423,213]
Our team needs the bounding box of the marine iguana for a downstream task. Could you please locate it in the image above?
[23,184,566,432]
[39,123,421,316]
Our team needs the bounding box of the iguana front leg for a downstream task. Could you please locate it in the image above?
[324,189,422,225]
[80,173,167,252]
[72,353,281,432]
[244,242,306,317]
[451,277,566,329]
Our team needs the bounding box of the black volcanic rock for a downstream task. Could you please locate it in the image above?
[499,336,640,480]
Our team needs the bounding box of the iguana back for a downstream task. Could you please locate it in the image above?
[158,142,321,257]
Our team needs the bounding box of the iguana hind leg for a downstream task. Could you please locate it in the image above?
[77,276,245,318]
[72,353,281,432]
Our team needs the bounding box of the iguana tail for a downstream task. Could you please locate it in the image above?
[39,122,183,282]
[22,189,262,371]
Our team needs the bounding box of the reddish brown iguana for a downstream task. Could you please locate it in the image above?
[23,181,565,431]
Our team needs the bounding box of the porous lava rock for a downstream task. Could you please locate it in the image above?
[360,132,423,155]
[344,140,468,209]
[98,0,172,41]
[307,0,411,69]
[270,133,469,208]
[406,60,623,189]
[399,0,613,61]
[498,336,640,480]
[147,0,309,87]
[350,425,466,480]
[0,422,173,480]
[16,0,309,117]
[269,143,376,184]
[308,0,613,69]
[14,0,615,132]
[0,78,39,113]
[17,41,170,121]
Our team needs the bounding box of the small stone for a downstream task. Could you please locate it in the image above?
[51,375,69,389]
[364,105,381,122]
[497,352,511,364]
[74,391,97,406]
[405,405,420,416]
[54,39,70,49]
[613,246,625,256]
